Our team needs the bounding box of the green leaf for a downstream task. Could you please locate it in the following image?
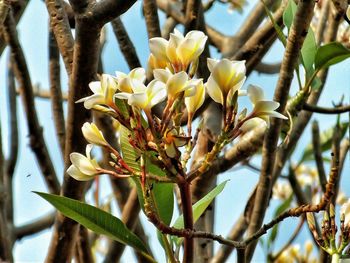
[171,180,228,245]
[34,192,152,258]
[315,42,350,70]
[263,1,286,46]
[119,125,140,172]
[153,183,174,225]
[267,194,293,249]
[299,122,349,164]
[114,98,130,119]
[283,0,297,30]
[301,28,317,74]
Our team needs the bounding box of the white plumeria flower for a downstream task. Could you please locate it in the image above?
[115,67,146,93]
[76,74,118,109]
[184,79,205,116]
[272,181,292,200]
[67,144,101,181]
[114,80,167,110]
[341,199,350,226]
[153,69,194,100]
[247,85,288,125]
[164,129,190,158]
[149,29,207,71]
[206,58,246,105]
[149,37,169,62]
[82,122,109,147]
[240,117,267,133]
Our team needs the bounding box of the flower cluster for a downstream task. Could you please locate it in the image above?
[306,203,350,259]
[67,29,287,182]
[275,241,316,263]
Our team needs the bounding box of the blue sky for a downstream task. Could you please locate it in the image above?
[0,0,349,262]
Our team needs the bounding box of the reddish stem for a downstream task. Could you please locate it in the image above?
[179,180,194,263]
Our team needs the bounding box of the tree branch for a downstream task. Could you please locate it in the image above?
[111,18,142,70]
[91,0,137,26]
[3,10,61,195]
[45,15,101,263]
[312,120,327,192]
[245,1,316,261]
[143,0,161,38]
[48,29,66,156]
[303,103,350,114]
[45,0,74,75]
[14,212,55,240]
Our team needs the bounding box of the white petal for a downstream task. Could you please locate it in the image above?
[89,81,102,94]
[167,71,188,97]
[118,77,133,93]
[130,79,147,93]
[86,144,93,159]
[70,153,97,175]
[114,92,131,100]
[259,111,288,120]
[240,118,267,133]
[128,93,148,108]
[153,69,172,83]
[67,165,93,181]
[254,100,280,113]
[115,71,127,81]
[82,122,108,147]
[83,94,105,109]
[167,30,184,63]
[165,142,177,158]
[212,59,236,93]
[149,38,169,61]
[129,68,146,83]
[147,80,167,108]
[185,80,205,113]
[205,76,223,104]
[247,85,265,105]
[207,58,219,72]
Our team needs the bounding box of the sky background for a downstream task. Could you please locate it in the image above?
[0,0,349,262]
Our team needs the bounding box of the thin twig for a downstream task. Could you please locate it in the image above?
[5,55,18,226]
[14,212,56,240]
[312,120,327,192]
[303,103,350,114]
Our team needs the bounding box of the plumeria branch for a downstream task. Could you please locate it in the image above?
[245,1,316,260]
[3,9,61,195]
[312,120,327,192]
[303,103,350,114]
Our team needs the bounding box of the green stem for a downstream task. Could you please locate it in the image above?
[161,234,177,263]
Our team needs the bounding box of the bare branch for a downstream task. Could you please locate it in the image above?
[143,0,161,38]
[49,29,66,156]
[245,1,316,260]
[254,62,281,74]
[303,103,350,114]
[3,10,61,194]
[14,212,55,240]
[91,0,137,26]
[0,0,28,56]
[111,18,142,70]
[312,121,327,192]
[45,15,102,263]
[45,0,74,75]
[184,0,201,32]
